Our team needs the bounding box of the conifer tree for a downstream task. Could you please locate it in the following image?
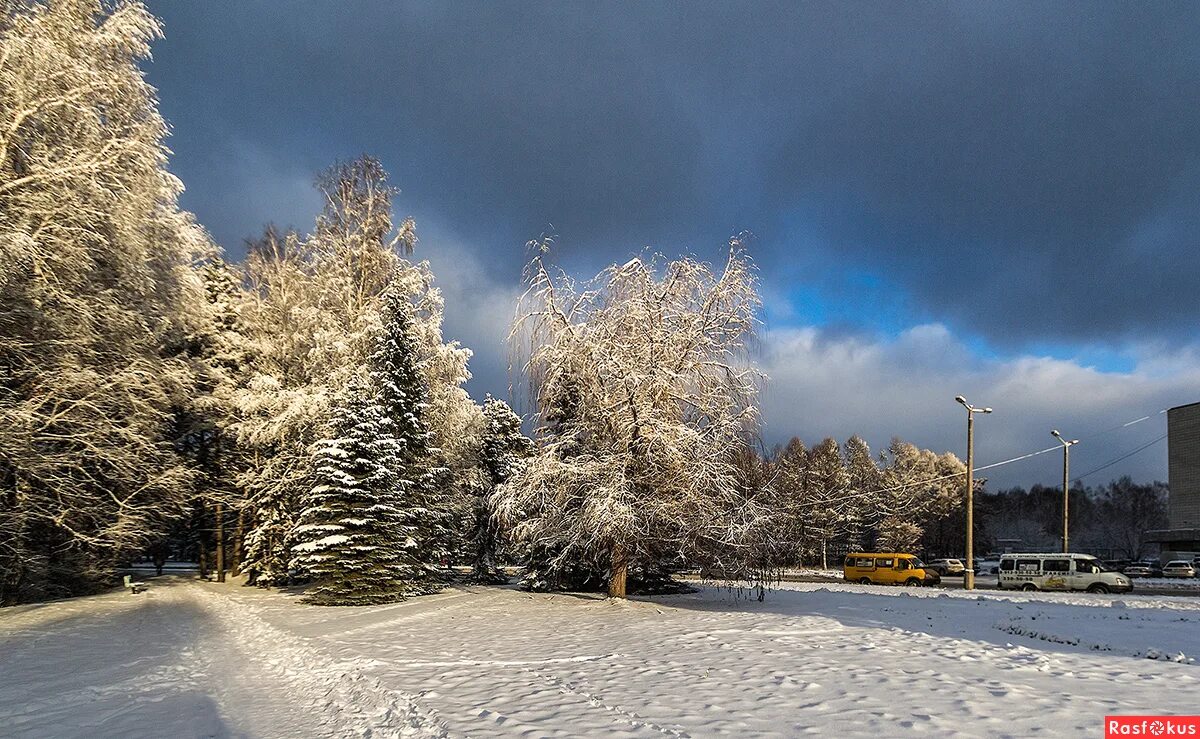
[290,377,428,605]
[469,396,533,582]
[805,438,850,569]
[372,279,451,582]
[773,438,810,565]
[842,435,878,551]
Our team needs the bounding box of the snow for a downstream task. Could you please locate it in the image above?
[291,534,352,552]
[0,579,445,738]
[3,577,1200,737]
[1124,577,1200,591]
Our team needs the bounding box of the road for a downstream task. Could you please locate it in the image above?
[757,572,1200,598]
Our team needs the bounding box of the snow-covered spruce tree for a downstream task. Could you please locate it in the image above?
[468,395,533,583]
[368,277,453,586]
[290,376,432,605]
[497,238,764,598]
[233,158,482,587]
[0,0,210,602]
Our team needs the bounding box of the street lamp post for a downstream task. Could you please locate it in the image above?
[1051,430,1079,554]
[956,396,992,590]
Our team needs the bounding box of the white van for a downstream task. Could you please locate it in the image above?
[997,553,1132,594]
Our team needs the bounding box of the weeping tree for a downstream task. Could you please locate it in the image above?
[497,238,764,598]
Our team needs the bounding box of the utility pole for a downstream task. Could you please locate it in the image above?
[956,396,992,590]
[1051,430,1079,554]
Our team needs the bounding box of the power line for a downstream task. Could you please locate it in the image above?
[1074,433,1167,482]
[791,404,1173,506]
[975,444,1062,472]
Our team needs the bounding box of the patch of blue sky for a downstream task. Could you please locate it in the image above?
[770,268,1139,375]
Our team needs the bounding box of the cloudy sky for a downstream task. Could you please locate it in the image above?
[145,1,1199,488]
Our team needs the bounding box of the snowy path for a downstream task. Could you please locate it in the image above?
[0,578,446,738]
[3,578,1200,737]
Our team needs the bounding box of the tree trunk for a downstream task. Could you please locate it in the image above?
[608,543,628,599]
[232,507,244,576]
[197,500,209,580]
[215,501,225,583]
[821,539,827,570]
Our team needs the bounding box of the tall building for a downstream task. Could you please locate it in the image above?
[1147,401,1200,559]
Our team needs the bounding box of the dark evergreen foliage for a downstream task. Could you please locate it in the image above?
[291,377,432,605]
[467,396,533,583]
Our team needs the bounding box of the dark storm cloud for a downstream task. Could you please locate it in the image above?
[147,1,1200,348]
[141,1,1200,485]
[756,4,1200,346]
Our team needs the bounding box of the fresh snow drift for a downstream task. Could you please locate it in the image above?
[4,578,1200,737]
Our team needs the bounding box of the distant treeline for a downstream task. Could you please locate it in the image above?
[922,477,1168,560]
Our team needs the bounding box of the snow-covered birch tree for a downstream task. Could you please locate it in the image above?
[497,239,764,598]
[0,0,210,602]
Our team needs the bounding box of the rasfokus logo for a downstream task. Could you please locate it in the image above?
[1106,716,1200,737]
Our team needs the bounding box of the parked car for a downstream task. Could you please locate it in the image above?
[1123,561,1163,578]
[1103,559,1131,572]
[1162,561,1196,578]
[998,553,1132,593]
[977,558,1001,575]
[927,558,965,576]
[843,553,941,586]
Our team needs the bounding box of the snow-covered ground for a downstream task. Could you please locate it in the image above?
[3,577,1199,738]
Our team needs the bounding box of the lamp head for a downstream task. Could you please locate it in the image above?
[955,395,967,406]
[1051,429,1062,438]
